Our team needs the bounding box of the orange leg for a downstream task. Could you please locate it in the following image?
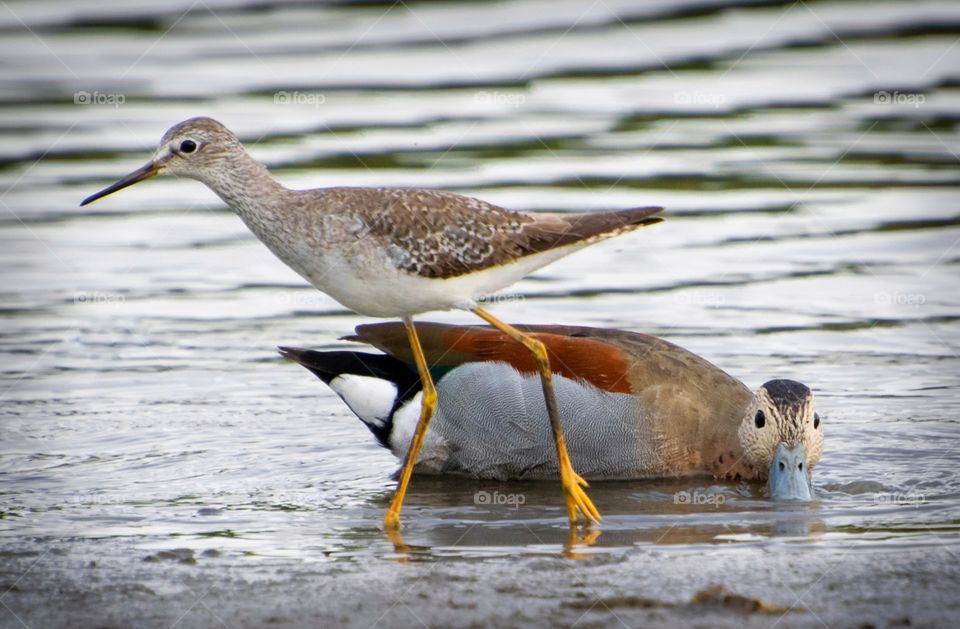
[471,307,601,524]
[383,317,438,529]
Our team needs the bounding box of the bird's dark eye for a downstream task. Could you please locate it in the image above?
[814,413,820,429]
[778,461,785,471]
[179,139,198,154]
[798,462,803,471]
[755,410,766,428]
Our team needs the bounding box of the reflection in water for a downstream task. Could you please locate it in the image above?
[771,516,826,539]
[367,477,829,556]
[564,527,603,560]
[385,522,602,561]
[377,513,829,559]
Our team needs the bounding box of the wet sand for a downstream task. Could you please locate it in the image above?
[3,530,957,629]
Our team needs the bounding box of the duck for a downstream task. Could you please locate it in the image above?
[280,322,822,501]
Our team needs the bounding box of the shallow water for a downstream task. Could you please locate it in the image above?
[1,0,959,627]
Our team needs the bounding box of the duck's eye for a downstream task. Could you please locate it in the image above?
[754,410,766,428]
[814,413,820,429]
[778,461,785,471]
[179,139,198,154]
[798,462,803,471]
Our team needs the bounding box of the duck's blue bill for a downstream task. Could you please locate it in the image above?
[768,442,813,501]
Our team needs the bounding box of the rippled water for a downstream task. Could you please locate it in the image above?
[1,1,959,627]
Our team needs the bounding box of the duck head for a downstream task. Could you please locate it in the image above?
[737,379,823,501]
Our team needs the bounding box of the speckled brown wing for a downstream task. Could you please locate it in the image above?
[322,187,662,279]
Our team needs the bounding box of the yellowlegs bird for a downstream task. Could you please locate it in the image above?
[80,116,664,527]
[281,322,822,500]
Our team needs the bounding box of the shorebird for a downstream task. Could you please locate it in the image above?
[280,322,822,500]
[81,117,664,527]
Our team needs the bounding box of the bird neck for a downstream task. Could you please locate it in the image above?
[196,149,316,278]
[200,150,292,220]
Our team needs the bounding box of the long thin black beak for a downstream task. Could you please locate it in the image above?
[80,160,159,206]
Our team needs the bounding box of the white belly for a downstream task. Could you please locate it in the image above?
[294,245,588,317]
[235,200,593,317]
[389,362,665,480]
